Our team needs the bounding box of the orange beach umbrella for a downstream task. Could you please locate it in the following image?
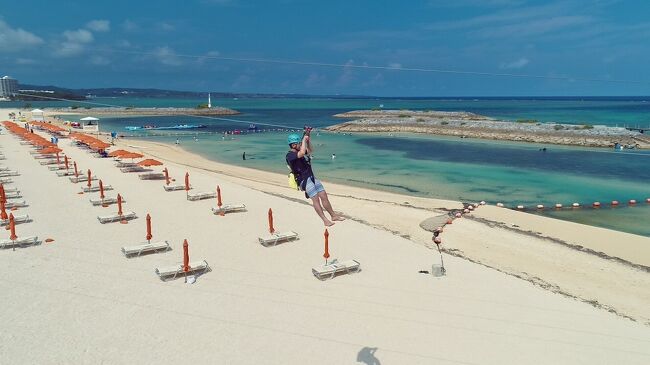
[216,186,223,216]
[268,208,275,234]
[108,149,131,157]
[73,161,79,177]
[0,184,5,204]
[120,152,144,160]
[163,168,170,186]
[183,239,190,273]
[99,180,105,199]
[87,169,92,188]
[40,147,62,154]
[9,213,17,241]
[117,194,123,216]
[146,214,152,242]
[64,155,69,170]
[184,172,190,192]
[0,199,7,221]
[138,159,163,167]
[323,229,330,265]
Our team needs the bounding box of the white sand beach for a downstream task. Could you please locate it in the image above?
[1,108,649,364]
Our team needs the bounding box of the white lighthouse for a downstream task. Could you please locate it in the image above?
[207,93,212,108]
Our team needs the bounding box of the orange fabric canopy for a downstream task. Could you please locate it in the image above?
[137,159,163,167]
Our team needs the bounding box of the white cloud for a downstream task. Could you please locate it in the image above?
[63,29,94,43]
[304,73,326,87]
[90,56,111,65]
[153,46,182,66]
[53,42,85,57]
[157,22,175,31]
[86,20,110,32]
[15,58,37,65]
[0,19,44,51]
[388,63,402,69]
[121,20,138,32]
[336,59,356,86]
[500,57,530,69]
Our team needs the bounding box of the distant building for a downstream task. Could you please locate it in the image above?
[0,76,19,98]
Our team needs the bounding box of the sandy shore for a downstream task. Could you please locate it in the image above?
[329,110,650,149]
[2,108,650,364]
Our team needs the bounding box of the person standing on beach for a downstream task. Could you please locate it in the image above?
[286,129,345,226]
[242,151,246,160]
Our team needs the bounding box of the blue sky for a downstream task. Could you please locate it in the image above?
[1,0,649,96]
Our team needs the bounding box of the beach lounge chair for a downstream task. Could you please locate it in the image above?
[48,165,67,171]
[33,154,56,159]
[121,241,171,257]
[5,191,22,199]
[0,178,12,184]
[0,236,40,249]
[312,260,361,280]
[97,211,137,224]
[90,196,126,206]
[187,191,217,201]
[0,166,9,171]
[120,166,148,173]
[2,187,18,193]
[258,231,299,247]
[155,260,210,281]
[83,185,113,193]
[0,214,31,226]
[211,204,247,215]
[69,175,97,183]
[138,172,165,180]
[114,161,137,168]
[56,170,75,177]
[164,184,189,192]
[0,170,19,177]
[39,159,59,165]
[5,200,27,208]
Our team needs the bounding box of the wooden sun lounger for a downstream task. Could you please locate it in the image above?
[69,176,97,183]
[0,214,31,226]
[38,159,59,165]
[138,172,165,180]
[258,231,299,247]
[114,161,137,168]
[0,177,13,184]
[5,200,27,208]
[2,186,18,193]
[187,191,216,201]
[0,236,40,249]
[312,260,361,280]
[33,154,56,159]
[121,241,171,257]
[97,211,137,224]
[56,171,75,177]
[164,184,188,192]
[155,260,210,281]
[211,204,247,215]
[48,165,67,171]
[0,171,19,177]
[83,185,114,193]
[120,166,148,173]
[90,196,126,206]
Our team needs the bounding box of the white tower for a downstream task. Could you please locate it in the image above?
[208,93,212,108]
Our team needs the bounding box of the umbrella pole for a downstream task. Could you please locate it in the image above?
[436,244,446,275]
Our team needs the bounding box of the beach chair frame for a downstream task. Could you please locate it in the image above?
[155,260,211,281]
[121,241,171,258]
[97,211,137,224]
[211,204,247,215]
[258,231,299,247]
[0,236,40,250]
[187,191,217,201]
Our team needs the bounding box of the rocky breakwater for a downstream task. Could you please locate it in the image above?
[328,110,650,149]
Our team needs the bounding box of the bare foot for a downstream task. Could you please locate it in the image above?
[324,219,335,227]
[332,215,346,222]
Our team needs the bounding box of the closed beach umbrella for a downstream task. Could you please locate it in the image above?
[146,214,152,242]
[64,155,69,170]
[268,208,275,234]
[0,199,7,220]
[0,184,5,204]
[117,194,123,216]
[137,159,163,167]
[87,169,92,188]
[9,213,17,241]
[183,239,190,273]
[99,180,105,199]
[74,161,79,177]
[163,168,170,185]
[55,152,60,165]
[184,172,190,192]
[216,186,223,216]
[323,229,330,265]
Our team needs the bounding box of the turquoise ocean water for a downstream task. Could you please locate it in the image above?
[7,96,649,236]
